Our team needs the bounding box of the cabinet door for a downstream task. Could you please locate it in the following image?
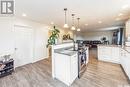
[121,51,130,80]
[120,49,125,65]
[55,53,70,84]
[70,54,78,83]
[125,53,130,79]
[111,47,120,63]
[98,47,111,61]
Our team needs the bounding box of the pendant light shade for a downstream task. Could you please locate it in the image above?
[63,8,69,28]
[64,24,69,28]
[71,14,76,30]
[77,28,80,31]
[77,18,81,31]
[63,8,81,31]
[71,26,76,30]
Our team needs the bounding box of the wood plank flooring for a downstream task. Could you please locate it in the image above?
[0,49,130,87]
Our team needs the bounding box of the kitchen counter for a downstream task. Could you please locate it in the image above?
[54,47,78,56]
[53,46,78,86]
[98,44,130,80]
[120,46,130,80]
[98,45,130,53]
[52,43,79,86]
[55,42,73,45]
[122,46,130,53]
[98,45,120,64]
[98,45,121,47]
[98,45,130,63]
[52,42,90,86]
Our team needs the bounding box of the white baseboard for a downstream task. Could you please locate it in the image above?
[33,56,49,63]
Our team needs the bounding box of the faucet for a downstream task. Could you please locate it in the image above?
[70,38,76,51]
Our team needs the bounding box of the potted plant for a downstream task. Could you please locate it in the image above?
[47,26,60,47]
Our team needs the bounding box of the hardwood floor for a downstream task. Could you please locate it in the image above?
[0,48,130,87]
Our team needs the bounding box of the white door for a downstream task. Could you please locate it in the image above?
[14,26,33,67]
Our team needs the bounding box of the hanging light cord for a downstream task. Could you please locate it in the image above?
[72,14,75,26]
[77,18,80,28]
[64,8,67,24]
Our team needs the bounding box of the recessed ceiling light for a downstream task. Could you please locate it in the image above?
[118,13,123,16]
[98,21,102,24]
[85,24,88,26]
[22,13,26,17]
[122,5,129,9]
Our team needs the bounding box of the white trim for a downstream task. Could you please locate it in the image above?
[13,25,34,67]
[14,24,33,29]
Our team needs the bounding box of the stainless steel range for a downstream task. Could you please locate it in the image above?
[77,42,88,78]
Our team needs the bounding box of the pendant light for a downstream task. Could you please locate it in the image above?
[63,8,69,28]
[71,14,76,30]
[77,18,81,31]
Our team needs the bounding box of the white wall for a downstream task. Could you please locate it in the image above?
[15,18,49,62]
[0,17,49,65]
[0,16,74,67]
[0,17,14,56]
[76,31,113,44]
[58,29,73,43]
[34,28,48,61]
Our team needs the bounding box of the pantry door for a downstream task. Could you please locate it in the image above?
[14,25,34,67]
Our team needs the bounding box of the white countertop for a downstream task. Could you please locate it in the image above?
[54,47,78,56]
[98,45,121,47]
[98,45,130,53]
[122,46,130,53]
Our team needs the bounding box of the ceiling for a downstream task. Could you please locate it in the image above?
[15,0,130,32]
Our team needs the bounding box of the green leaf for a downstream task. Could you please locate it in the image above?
[46,26,60,48]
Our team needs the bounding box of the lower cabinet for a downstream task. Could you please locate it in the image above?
[70,54,78,84]
[98,46,120,64]
[98,46,130,80]
[54,53,78,86]
[111,47,120,63]
[120,50,130,80]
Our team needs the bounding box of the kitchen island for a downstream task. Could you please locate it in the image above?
[54,49,78,86]
[51,42,90,86]
[51,43,78,86]
[98,45,130,80]
[98,45,121,64]
[120,46,130,80]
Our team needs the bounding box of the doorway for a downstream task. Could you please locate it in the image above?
[14,25,34,67]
